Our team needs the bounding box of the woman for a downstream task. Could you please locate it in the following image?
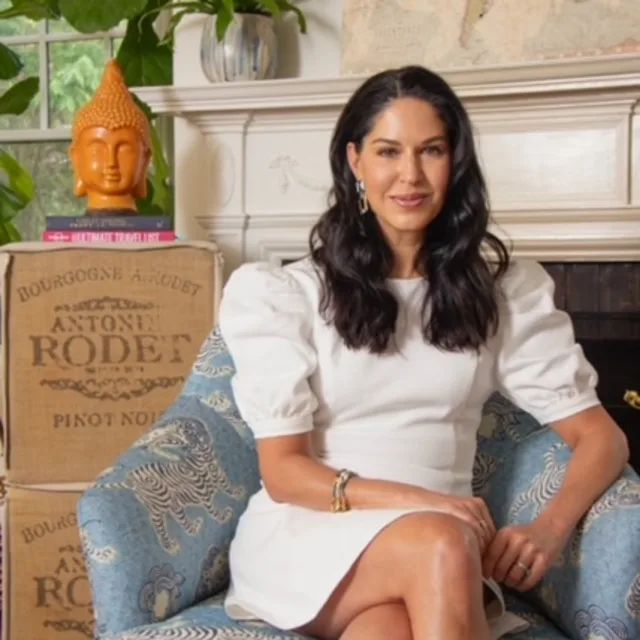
[218,66,629,640]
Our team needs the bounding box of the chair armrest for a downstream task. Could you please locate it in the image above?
[78,391,260,638]
[476,393,640,640]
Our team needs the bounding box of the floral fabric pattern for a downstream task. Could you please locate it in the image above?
[477,393,640,640]
[78,332,640,640]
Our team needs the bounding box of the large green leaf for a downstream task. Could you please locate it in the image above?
[0,43,23,81]
[147,121,172,211]
[0,152,34,233]
[0,150,35,207]
[0,76,39,115]
[0,185,24,221]
[0,0,60,20]
[0,218,22,245]
[256,0,280,17]
[117,5,172,87]
[136,180,165,215]
[58,0,148,33]
[276,0,306,32]
[215,4,234,40]
[3,220,22,242]
[140,0,214,44]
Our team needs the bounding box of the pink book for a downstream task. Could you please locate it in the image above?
[42,230,176,243]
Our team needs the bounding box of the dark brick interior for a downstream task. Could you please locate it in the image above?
[542,263,640,473]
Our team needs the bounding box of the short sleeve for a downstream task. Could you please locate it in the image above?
[496,261,600,425]
[218,262,318,438]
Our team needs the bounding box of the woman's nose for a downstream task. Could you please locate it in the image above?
[399,152,424,184]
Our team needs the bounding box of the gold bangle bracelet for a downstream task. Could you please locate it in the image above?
[331,468,357,513]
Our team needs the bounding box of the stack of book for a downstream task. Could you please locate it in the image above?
[42,215,176,243]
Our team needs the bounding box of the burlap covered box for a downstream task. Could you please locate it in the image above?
[2,486,92,640]
[0,241,223,485]
[0,241,223,640]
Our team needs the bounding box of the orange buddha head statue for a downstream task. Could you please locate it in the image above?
[70,59,152,214]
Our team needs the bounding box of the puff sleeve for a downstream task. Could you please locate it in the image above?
[496,261,600,425]
[218,263,318,438]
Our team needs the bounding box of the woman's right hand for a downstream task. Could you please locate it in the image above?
[412,490,496,553]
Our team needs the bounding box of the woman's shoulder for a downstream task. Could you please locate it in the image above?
[221,256,320,310]
[498,259,555,308]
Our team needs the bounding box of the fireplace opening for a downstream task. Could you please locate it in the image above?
[543,262,639,473]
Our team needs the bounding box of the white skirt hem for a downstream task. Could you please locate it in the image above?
[224,505,530,638]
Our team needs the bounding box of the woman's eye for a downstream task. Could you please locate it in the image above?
[378,147,399,157]
[423,146,445,157]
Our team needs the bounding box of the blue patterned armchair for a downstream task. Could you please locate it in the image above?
[78,329,640,640]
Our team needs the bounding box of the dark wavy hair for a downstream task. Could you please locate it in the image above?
[309,65,510,354]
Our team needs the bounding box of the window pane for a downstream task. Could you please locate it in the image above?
[5,141,85,241]
[111,36,124,58]
[46,18,77,34]
[49,39,109,128]
[0,43,40,129]
[47,17,126,35]
[0,0,40,37]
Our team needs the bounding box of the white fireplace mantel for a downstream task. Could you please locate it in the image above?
[135,55,640,274]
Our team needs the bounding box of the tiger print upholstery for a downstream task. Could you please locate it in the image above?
[78,329,640,640]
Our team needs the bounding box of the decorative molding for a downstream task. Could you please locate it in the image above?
[633,113,640,205]
[254,234,640,264]
[196,215,248,276]
[240,209,640,263]
[196,214,247,232]
[249,110,339,134]
[269,155,331,195]
[490,208,640,261]
[187,112,252,134]
[210,143,236,208]
[134,54,640,114]
[148,55,640,265]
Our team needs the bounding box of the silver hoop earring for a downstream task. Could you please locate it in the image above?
[356,180,369,215]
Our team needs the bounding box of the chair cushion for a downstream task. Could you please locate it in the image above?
[78,329,261,637]
[109,593,307,639]
[503,592,569,638]
[476,393,640,640]
[108,591,569,639]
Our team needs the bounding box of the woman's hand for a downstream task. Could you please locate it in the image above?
[414,492,496,553]
[482,519,569,591]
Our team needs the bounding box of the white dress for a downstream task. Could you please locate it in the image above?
[218,257,600,638]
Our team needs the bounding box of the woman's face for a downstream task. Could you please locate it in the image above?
[347,97,451,245]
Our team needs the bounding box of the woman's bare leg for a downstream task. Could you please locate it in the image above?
[297,512,490,640]
[339,603,411,640]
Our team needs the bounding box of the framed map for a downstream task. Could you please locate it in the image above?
[341,0,640,74]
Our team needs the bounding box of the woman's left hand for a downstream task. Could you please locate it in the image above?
[481,519,569,591]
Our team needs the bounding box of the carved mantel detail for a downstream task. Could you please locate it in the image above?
[135,55,640,271]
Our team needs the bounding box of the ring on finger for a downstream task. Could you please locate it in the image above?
[516,561,532,578]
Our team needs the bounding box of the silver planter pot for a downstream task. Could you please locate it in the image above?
[200,13,278,83]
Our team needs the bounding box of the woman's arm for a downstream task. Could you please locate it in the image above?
[536,404,629,536]
[257,432,496,549]
[258,432,431,510]
[483,404,629,589]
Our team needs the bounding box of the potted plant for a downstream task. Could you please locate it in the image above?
[152,0,307,82]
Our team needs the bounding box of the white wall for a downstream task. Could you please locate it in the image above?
[171,1,343,244]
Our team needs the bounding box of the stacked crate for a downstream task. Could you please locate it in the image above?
[0,241,223,640]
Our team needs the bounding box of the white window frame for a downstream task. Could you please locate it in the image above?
[0,22,126,143]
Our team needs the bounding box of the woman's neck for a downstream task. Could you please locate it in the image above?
[390,246,422,279]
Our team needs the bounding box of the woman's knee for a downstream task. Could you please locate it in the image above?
[340,603,411,640]
[377,512,482,580]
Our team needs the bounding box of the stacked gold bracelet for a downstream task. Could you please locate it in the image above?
[331,468,357,513]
